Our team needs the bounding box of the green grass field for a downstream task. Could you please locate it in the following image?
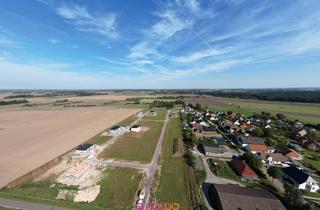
[155,117,189,208]
[0,168,142,210]
[0,207,21,210]
[144,108,167,121]
[99,120,164,163]
[207,159,241,182]
[93,168,142,209]
[186,96,320,124]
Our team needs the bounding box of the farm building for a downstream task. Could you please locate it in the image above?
[108,125,124,136]
[130,124,141,133]
[210,184,286,210]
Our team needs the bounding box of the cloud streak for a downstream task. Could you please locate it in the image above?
[56,4,118,39]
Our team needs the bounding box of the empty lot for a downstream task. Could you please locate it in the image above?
[0,107,140,188]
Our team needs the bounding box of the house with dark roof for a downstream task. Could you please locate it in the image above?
[210,184,287,210]
[202,144,226,157]
[282,166,319,192]
[230,159,259,180]
[74,144,95,157]
[237,135,265,147]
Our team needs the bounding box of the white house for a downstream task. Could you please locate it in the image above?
[282,166,319,192]
[74,144,95,157]
[130,124,141,133]
[108,125,125,136]
[234,120,240,126]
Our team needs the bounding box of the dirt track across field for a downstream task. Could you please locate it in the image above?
[0,107,140,188]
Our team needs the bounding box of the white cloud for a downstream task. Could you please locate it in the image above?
[0,36,23,48]
[97,56,129,66]
[56,5,118,39]
[283,30,320,55]
[49,38,60,44]
[172,48,232,63]
[128,42,160,59]
[151,10,193,40]
[133,59,154,65]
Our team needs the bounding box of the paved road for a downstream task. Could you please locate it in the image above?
[0,198,70,210]
[142,111,169,210]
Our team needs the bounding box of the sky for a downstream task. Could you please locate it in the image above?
[0,0,320,89]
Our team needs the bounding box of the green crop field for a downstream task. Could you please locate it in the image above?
[99,120,164,163]
[155,117,189,208]
[186,96,320,124]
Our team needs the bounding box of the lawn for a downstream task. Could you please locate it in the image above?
[207,159,241,182]
[301,150,320,171]
[93,168,143,209]
[155,117,189,208]
[0,168,143,210]
[117,114,139,127]
[99,120,164,163]
[0,207,21,210]
[144,108,167,121]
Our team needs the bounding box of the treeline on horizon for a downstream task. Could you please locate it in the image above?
[151,89,320,103]
[199,90,320,103]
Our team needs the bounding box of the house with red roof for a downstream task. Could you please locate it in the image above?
[246,144,268,154]
[230,159,259,180]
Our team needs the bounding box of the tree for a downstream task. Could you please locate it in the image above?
[263,128,273,138]
[267,166,283,182]
[276,113,286,120]
[183,129,198,147]
[307,129,320,143]
[254,127,264,137]
[242,153,264,177]
[284,183,303,210]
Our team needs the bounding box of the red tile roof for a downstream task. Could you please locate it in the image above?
[231,159,258,179]
[249,144,268,153]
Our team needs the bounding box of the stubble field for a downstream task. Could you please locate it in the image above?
[0,107,140,188]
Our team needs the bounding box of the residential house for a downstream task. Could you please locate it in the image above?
[261,153,289,165]
[210,184,286,210]
[286,149,303,161]
[246,143,268,154]
[108,125,125,136]
[282,166,319,192]
[130,124,141,133]
[149,110,157,116]
[230,159,259,180]
[202,145,226,157]
[74,144,95,157]
[238,136,265,147]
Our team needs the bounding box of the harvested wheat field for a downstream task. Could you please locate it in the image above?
[0,107,140,188]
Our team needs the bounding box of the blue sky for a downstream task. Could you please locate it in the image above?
[0,0,320,89]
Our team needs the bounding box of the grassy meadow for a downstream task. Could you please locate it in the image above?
[155,117,189,208]
[99,120,164,163]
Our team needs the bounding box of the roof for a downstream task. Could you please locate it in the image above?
[282,166,309,184]
[131,124,140,128]
[248,144,268,153]
[231,159,258,178]
[203,126,215,132]
[203,145,225,154]
[286,150,301,158]
[261,153,288,162]
[76,144,93,151]
[212,184,287,210]
[110,125,121,130]
[242,136,265,144]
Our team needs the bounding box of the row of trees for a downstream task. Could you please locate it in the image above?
[0,99,29,106]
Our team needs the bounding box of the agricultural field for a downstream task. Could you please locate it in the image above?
[185,96,320,124]
[0,168,143,210]
[155,117,189,208]
[99,120,164,163]
[0,107,140,188]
